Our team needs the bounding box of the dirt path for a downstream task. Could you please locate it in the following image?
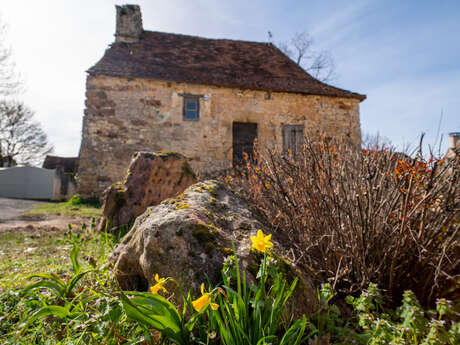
[0,197,46,220]
[0,197,94,234]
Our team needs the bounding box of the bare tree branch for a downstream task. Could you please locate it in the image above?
[290,31,314,65]
[277,30,337,83]
[0,15,22,96]
[0,100,53,166]
[306,50,336,83]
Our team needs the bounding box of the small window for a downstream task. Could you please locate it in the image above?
[183,96,200,121]
[282,125,304,156]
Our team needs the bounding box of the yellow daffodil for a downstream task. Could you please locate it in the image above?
[192,283,219,312]
[250,229,274,252]
[150,274,168,294]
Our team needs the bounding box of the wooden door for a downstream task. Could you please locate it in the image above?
[282,125,304,156]
[232,122,258,167]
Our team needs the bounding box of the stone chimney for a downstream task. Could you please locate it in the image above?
[446,132,460,159]
[115,4,143,43]
[449,132,460,150]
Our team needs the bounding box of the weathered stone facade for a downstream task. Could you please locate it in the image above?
[77,4,365,197]
[78,75,361,197]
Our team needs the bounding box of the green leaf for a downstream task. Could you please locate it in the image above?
[108,305,122,323]
[22,280,65,298]
[124,291,182,326]
[65,269,95,298]
[70,242,81,274]
[25,272,66,287]
[120,292,186,344]
[256,335,277,345]
[279,315,307,345]
[282,277,298,306]
[19,305,71,331]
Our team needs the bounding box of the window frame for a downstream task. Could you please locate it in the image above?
[282,124,305,156]
[182,95,200,121]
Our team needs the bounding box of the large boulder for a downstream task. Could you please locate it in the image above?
[97,152,197,233]
[111,179,318,315]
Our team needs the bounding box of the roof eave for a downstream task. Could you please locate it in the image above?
[87,70,366,101]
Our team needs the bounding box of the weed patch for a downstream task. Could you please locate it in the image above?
[26,202,101,218]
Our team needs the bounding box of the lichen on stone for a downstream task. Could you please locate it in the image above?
[161,192,191,210]
[203,184,218,197]
[158,151,182,160]
[193,222,219,253]
[209,197,217,207]
[177,161,197,186]
[110,183,126,208]
[174,201,190,209]
[219,247,233,256]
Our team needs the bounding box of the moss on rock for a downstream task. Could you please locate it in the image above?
[219,247,234,256]
[203,184,218,197]
[193,222,219,254]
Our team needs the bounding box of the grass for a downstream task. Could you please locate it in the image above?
[0,224,136,344]
[0,225,102,293]
[25,201,102,218]
[0,218,458,344]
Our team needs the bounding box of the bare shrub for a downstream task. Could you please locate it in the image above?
[227,136,459,306]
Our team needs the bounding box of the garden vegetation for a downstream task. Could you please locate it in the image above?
[229,136,459,307]
[0,135,458,344]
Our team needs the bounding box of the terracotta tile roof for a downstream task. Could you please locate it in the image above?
[88,31,366,101]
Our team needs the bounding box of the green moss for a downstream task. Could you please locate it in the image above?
[115,189,126,208]
[208,196,228,212]
[162,193,190,210]
[193,223,217,241]
[203,184,218,197]
[181,160,196,178]
[162,198,175,205]
[193,222,218,254]
[209,197,217,207]
[175,201,190,210]
[203,242,215,253]
[204,209,212,219]
[158,152,181,160]
[219,247,234,256]
[177,160,197,186]
[274,255,293,279]
[107,183,126,208]
[175,193,186,200]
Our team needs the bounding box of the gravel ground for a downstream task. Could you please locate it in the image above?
[0,197,93,234]
[0,197,46,222]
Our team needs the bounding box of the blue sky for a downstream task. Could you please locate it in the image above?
[1,0,459,157]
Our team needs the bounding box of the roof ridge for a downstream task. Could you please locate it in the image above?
[88,30,366,101]
[143,29,274,46]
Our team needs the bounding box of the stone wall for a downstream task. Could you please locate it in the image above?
[52,167,77,201]
[77,75,362,197]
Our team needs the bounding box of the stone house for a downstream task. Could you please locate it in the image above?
[77,4,366,197]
